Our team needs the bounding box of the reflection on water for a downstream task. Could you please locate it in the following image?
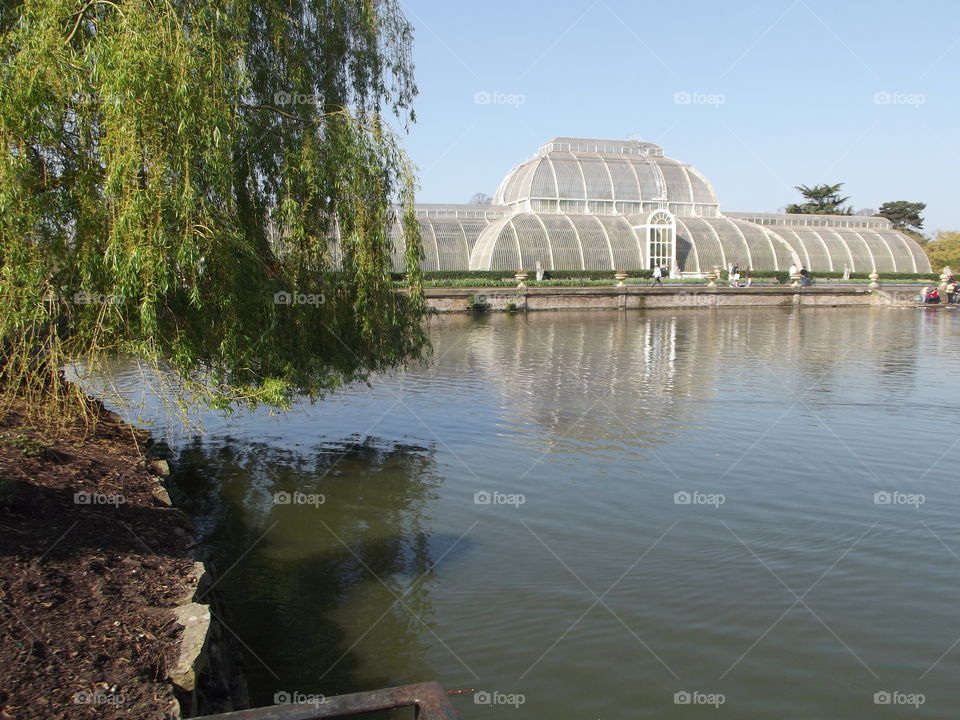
[170,436,446,705]
[90,307,960,719]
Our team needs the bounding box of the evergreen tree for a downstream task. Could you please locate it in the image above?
[785,183,853,215]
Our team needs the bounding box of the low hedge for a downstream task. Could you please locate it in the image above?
[391,269,654,281]
[799,270,939,281]
[391,269,940,284]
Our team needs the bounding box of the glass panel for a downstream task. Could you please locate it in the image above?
[458,219,489,253]
[511,214,551,270]
[579,157,613,199]
[687,168,717,204]
[846,230,894,272]
[606,158,641,202]
[656,160,692,203]
[531,160,556,198]
[682,218,724,270]
[766,228,797,270]
[628,158,661,200]
[540,215,582,269]
[733,220,773,270]
[599,217,640,269]
[576,216,612,269]
[789,229,831,271]
[552,157,585,199]
[490,222,520,271]
[433,220,469,270]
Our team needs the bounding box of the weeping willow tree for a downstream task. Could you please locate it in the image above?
[0,0,427,417]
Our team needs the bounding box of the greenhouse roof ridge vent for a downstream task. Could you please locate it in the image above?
[538,137,665,157]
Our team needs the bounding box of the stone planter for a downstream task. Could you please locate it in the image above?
[614,270,628,287]
[515,271,528,288]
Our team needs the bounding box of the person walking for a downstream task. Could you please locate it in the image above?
[651,264,663,286]
[730,264,740,287]
[745,267,753,287]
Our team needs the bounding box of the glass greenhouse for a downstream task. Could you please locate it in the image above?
[384,138,930,274]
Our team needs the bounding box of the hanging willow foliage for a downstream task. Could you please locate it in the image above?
[0,0,427,415]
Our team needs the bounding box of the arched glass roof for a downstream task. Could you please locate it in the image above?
[768,227,926,273]
[469,213,644,271]
[493,138,719,217]
[386,215,492,271]
[671,217,800,273]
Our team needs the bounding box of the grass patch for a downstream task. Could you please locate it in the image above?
[0,431,50,458]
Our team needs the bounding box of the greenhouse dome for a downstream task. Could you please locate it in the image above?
[493,138,720,220]
[379,137,931,274]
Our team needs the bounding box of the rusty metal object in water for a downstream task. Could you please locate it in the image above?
[198,682,462,719]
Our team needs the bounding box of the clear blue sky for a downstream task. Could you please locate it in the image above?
[396,0,959,234]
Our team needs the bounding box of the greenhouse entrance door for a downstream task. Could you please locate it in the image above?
[646,210,676,274]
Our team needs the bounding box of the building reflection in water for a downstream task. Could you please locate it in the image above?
[423,307,921,453]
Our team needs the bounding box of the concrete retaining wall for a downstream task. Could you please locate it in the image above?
[424,285,920,313]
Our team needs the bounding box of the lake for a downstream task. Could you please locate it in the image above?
[96,307,960,718]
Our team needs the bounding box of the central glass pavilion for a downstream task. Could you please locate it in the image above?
[386,137,930,274]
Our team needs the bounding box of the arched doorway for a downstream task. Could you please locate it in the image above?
[646,210,676,274]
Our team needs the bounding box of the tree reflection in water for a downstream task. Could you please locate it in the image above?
[170,435,449,710]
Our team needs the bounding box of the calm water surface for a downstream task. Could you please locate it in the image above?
[98,307,960,718]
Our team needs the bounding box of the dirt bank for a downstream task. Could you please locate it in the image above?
[0,398,200,719]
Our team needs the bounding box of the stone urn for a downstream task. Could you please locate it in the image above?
[706,267,719,288]
[868,271,880,291]
[790,272,803,288]
[614,270,629,287]
[939,266,953,296]
[515,271,528,288]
